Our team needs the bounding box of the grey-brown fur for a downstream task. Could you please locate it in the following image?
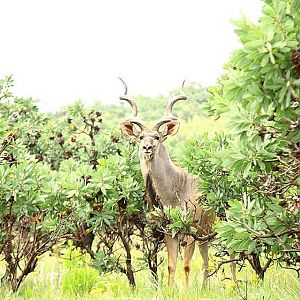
[140,140,214,237]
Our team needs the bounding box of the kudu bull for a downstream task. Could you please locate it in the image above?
[119,79,218,288]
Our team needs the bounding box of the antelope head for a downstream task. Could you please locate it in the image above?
[119,78,187,160]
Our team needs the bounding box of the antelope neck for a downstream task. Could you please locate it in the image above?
[141,144,181,207]
[141,144,174,173]
[150,144,175,173]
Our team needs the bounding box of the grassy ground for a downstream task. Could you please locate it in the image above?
[1,248,299,300]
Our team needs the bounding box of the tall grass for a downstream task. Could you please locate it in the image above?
[1,249,299,300]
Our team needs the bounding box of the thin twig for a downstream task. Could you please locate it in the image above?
[207,258,242,278]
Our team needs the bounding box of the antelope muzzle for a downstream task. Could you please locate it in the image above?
[141,139,156,156]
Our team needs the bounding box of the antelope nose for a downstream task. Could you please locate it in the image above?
[143,145,152,151]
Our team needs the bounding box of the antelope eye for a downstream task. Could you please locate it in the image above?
[139,135,144,140]
[154,136,160,140]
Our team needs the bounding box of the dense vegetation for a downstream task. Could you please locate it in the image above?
[0,0,299,298]
[0,75,211,292]
[180,0,300,280]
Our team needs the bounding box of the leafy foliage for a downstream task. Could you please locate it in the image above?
[1,0,299,292]
[0,76,151,290]
[180,0,300,279]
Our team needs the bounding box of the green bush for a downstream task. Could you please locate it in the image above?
[180,0,300,279]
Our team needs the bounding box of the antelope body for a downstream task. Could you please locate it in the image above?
[119,79,215,288]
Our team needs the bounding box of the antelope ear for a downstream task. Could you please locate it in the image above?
[162,121,180,140]
[121,121,141,137]
[121,121,136,137]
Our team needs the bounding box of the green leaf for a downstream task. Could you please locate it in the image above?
[67,190,77,198]
[247,240,257,254]
[272,41,286,49]
[243,162,252,178]
[261,54,270,67]
[269,52,275,64]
